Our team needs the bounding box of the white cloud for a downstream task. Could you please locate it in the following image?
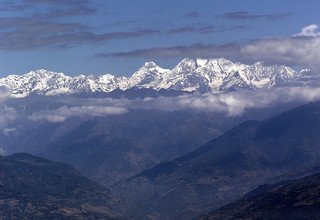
[28,105,128,123]
[25,82,320,123]
[241,24,320,71]
[295,24,320,37]
[107,24,320,72]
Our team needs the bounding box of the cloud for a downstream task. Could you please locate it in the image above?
[101,24,320,71]
[24,81,320,123]
[28,105,128,123]
[166,25,247,35]
[0,1,246,51]
[0,0,96,17]
[241,25,320,70]
[123,86,320,116]
[172,86,320,116]
[166,26,216,34]
[0,0,159,50]
[0,15,160,50]
[96,43,241,59]
[221,11,290,21]
[294,24,320,37]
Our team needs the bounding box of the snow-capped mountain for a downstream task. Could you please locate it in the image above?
[0,58,310,98]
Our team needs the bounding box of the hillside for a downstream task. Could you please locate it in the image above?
[199,172,320,220]
[113,101,320,219]
[0,153,136,219]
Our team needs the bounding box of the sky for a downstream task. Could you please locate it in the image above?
[0,0,320,76]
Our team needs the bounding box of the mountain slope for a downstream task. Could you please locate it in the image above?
[113,101,320,219]
[199,172,320,220]
[1,103,229,186]
[0,58,306,97]
[0,153,136,219]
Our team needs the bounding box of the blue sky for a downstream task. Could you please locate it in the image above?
[0,0,320,76]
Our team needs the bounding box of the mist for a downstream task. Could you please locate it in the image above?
[9,83,319,123]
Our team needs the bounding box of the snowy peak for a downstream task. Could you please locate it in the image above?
[134,61,167,77]
[195,58,208,67]
[129,62,169,88]
[143,61,161,69]
[0,58,308,98]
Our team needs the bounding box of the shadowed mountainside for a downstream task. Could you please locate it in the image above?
[0,153,140,219]
[113,101,320,219]
[199,172,320,220]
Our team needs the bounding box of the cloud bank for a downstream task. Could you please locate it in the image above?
[295,24,320,37]
[0,0,161,50]
[102,24,320,71]
[241,24,320,70]
[28,105,128,123]
[25,82,320,123]
[97,43,241,59]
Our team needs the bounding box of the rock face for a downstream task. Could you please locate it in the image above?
[112,101,320,219]
[0,153,136,219]
[0,58,306,97]
[199,172,320,220]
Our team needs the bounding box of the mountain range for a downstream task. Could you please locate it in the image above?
[0,58,311,98]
